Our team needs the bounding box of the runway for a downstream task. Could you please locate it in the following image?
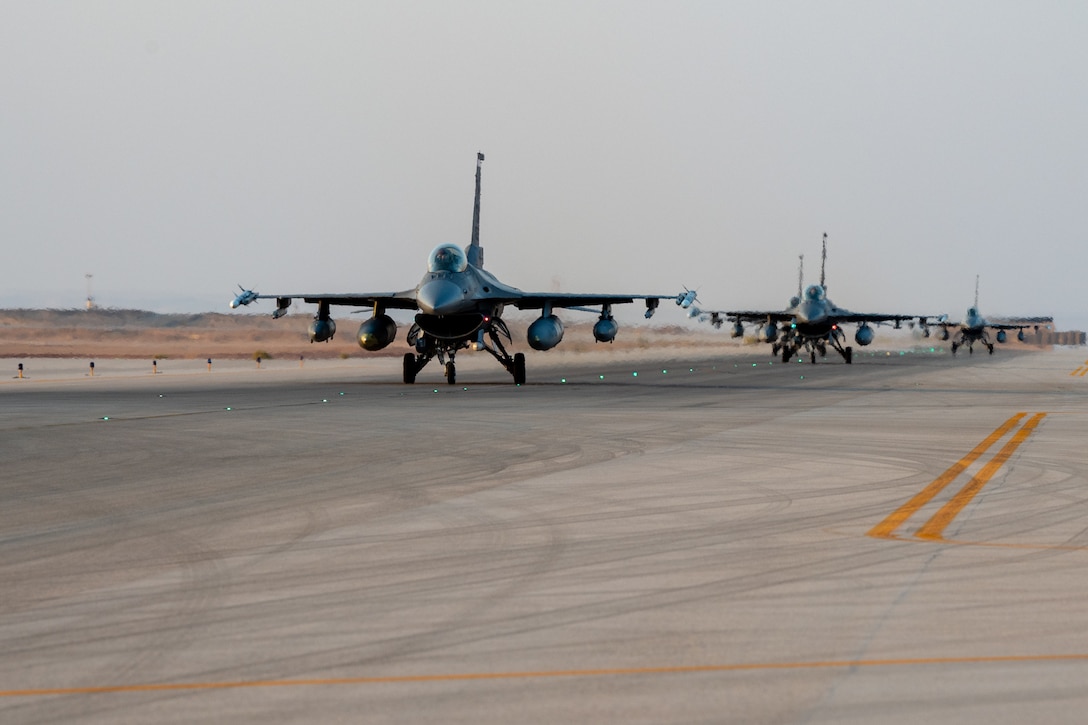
[2,345,1087,723]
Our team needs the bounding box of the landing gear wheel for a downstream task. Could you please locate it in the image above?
[968,345,973,355]
[445,361,456,385]
[402,353,417,384]
[951,342,958,355]
[782,347,791,363]
[512,352,526,385]
[772,343,780,356]
[810,352,817,365]
[987,344,994,355]
[844,346,853,364]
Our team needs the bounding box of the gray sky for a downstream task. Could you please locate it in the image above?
[2,1,1086,329]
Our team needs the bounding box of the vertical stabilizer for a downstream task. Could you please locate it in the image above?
[819,233,828,291]
[467,152,485,269]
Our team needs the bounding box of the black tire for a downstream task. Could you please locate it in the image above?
[402,353,417,384]
[782,347,791,363]
[512,352,526,385]
[951,342,958,355]
[844,346,853,364]
[810,352,816,365]
[987,344,994,355]
[445,361,456,385]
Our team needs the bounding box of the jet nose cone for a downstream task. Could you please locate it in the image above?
[417,279,465,315]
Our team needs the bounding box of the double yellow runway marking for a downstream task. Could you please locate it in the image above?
[869,412,1046,542]
[3,652,1088,698]
[1071,361,1088,377]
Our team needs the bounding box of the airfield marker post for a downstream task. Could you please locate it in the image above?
[17,363,23,379]
[152,360,158,375]
[207,358,212,372]
[89,361,95,377]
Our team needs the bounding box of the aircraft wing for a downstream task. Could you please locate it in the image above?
[723,310,794,323]
[985,317,1054,331]
[508,292,679,318]
[827,312,924,325]
[230,288,419,312]
[510,292,670,309]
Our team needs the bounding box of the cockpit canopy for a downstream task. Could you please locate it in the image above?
[967,307,979,318]
[804,284,826,302]
[428,243,468,273]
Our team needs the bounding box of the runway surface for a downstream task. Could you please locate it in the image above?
[2,345,1087,723]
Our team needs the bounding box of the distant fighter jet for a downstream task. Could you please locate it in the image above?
[692,234,929,364]
[932,276,1052,355]
[231,153,681,384]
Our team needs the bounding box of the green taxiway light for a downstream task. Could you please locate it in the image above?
[225,407,232,411]
[101,416,110,421]
[661,369,667,374]
[561,378,567,383]
[632,371,638,377]
[599,375,605,380]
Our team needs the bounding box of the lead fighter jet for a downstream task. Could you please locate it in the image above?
[231,154,681,384]
[693,234,929,364]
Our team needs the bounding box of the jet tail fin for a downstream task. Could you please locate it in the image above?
[467,152,485,269]
[819,232,827,292]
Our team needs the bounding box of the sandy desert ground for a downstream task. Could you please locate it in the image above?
[0,307,990,364]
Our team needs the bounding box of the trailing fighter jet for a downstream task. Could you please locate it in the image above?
[230,153,680,384]
[932,276,1052,355]
[693,234,929,364]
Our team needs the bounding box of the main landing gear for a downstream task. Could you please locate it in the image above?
[402,320,527,385]
[779,339,852,364]
[950,340,995,356]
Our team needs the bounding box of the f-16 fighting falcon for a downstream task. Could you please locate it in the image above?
[691,234,929,364]
[932,276,1052,355]
[231,154,682,384]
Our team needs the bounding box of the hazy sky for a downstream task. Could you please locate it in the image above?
[3,1,1086,329]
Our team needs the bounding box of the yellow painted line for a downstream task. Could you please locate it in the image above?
[6,652,1088,697]
[916,413,1046,540]
[867,413,1026,539]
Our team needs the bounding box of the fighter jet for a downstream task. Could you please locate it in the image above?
[932,276,1052,355]
[231,153,680,384]
[693,234,929,364]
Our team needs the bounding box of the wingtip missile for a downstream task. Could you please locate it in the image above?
[231,286,259,308]
[676,288,698,309]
